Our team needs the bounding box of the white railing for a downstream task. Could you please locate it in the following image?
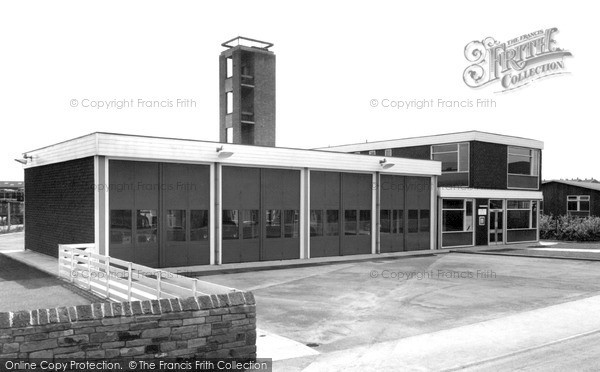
[58,244,235,302]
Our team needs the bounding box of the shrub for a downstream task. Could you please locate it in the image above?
[540,214,600,241]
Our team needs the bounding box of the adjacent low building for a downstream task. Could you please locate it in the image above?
[320,131,544,248]
[542,180,600,217]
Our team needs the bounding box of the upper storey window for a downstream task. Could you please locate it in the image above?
[431,143,469,173]
[508,147,540,189]
[431,143,469,187]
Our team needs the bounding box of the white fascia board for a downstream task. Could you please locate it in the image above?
[25,133,442,177]
[439,187,543,200]
[318,131,544,153]
[23,133,99,168]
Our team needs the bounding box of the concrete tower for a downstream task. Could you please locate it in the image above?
[219,37,276,146]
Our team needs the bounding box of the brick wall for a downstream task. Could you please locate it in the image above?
[25,157,95,257]
[470,141,508,190]
[0,292,256,360]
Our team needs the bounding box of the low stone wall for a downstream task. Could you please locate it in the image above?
[0,292,256,360]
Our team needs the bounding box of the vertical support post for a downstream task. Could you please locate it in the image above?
[209,163,216,265]
[371,172,378,254]
[193,279,198,297]
[87,252,92,290]
[70,247,75,283]
[300,168,310,259]
[7,202,10,232]
[127,262,133,301]
[214,162,223,265]
[430,176,438,250]
[105,256,111,299]
[58,244,62,277]
[157,271,162,299]
[375,172,380,254]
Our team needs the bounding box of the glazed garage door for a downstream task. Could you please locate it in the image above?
[341,173,372,255]
[222,167,301,264]
[380,175,405,253]
[405,176,431,251]
[310,171,341,257]
[262,168,301,261]
[109,161,160,267]
[161,163,210,267]
[222,167,261,264]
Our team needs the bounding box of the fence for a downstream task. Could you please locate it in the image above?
[58,244,236,302]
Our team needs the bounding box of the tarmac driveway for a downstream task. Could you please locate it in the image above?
[201,252,600,354]
[0,254,97,312]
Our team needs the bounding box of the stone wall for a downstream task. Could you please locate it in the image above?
[0,292,256,360]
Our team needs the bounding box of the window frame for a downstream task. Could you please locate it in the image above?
[506,199,536,230]
[430,142,470,174]
[567,195,590,215]
[441,199,474,233]
[507,146,540,190]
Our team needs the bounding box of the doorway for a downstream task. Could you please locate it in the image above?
[489,199,504,245]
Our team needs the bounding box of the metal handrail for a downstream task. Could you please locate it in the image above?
[58,244,235,302]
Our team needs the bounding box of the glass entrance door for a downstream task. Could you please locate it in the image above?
[489,200,504,245]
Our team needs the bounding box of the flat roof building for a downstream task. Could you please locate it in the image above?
[320,130,544,248]
[22,133,440,267]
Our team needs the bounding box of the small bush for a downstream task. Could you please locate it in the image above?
[540,214,600,241]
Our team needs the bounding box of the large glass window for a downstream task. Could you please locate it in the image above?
[242,210,259,239]
[507,200,534,229]
[432,143,469,173]
[442,199,474,232]
[190,210,209,241]
[222,210,239,240]
[266,210,281,238]
[325,210,339,236]
[166,210,186,241]
[110,210,132,244]
[284,210,299,238]
[136,210,157,243]
[508,147,540,176]
[567,196,590,216]
[310,210,323,237]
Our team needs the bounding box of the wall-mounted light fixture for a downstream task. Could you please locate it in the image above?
[379,158,395,169]
[216,146,234,159]
[14,154,32,165]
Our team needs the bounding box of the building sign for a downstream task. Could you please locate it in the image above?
[463,28,572,92]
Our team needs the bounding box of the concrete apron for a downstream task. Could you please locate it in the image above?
[278,293,600,371]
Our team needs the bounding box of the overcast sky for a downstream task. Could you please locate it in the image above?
[0,1,596,181]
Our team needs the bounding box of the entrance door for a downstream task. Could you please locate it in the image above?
[489,199,504,245]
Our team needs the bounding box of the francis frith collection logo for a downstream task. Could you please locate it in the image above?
[463,28,572,92]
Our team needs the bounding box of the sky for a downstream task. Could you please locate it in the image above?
[0,1,596,181]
